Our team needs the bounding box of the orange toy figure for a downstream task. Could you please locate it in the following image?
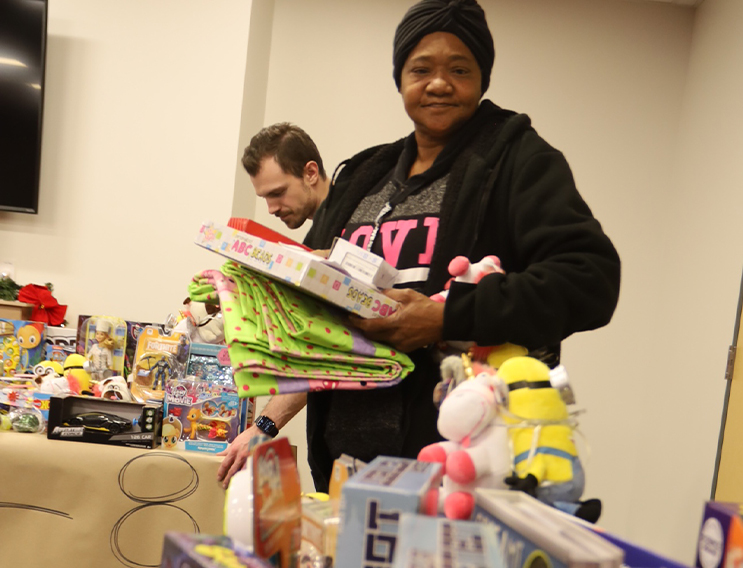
[183,407,202,440]
[162,416,183,449]
[17,323,43,370]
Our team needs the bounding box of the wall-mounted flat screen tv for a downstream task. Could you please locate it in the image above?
[0,0,47,214]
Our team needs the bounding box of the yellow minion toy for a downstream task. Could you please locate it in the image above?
[63,353,93,394]
[499,356,601,522]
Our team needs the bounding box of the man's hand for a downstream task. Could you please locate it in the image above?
[217,424,262,489]
[348,288,444,352]
[217,392,307,489]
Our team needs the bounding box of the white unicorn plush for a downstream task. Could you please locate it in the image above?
[418,357,511,519]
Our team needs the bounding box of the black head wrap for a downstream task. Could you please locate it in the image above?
[393,0,494,93]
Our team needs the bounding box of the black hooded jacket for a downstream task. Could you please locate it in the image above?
[303,100,621,491]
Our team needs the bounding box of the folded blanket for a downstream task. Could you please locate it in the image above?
[189,262,414,397]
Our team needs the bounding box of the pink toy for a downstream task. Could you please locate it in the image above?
[430,255,504,303]
[418,358,511,520]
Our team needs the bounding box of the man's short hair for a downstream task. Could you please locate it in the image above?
[242,122,327,180]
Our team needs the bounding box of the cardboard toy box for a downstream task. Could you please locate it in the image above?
[47,394,162,449]
[335,456,442,568]
[160,532,272,568]
[393,513,506,568]
[695,501,743,568]
[327,237,398,289]
[195,221,399,319]
[0,318,47,376]
[224,437,302,568]
[473,489,624,568]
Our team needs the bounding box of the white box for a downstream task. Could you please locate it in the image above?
[473,489,624,568]
[195,221,399,319]
[328,237,398,289]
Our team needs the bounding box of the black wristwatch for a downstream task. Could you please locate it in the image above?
[255,415,279,438]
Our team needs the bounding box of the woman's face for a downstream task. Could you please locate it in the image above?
[400,31,483,143]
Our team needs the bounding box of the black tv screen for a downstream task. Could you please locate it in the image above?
[0,0,47,214]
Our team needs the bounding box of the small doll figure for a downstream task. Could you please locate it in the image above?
[87,319,115,384]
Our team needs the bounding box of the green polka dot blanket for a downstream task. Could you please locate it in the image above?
[189,262,414,397]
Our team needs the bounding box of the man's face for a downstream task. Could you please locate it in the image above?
[251,157,316,230]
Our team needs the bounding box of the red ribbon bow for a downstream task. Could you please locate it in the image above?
[17,284,67,326]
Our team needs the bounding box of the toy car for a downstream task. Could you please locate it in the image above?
[62,411,132,434]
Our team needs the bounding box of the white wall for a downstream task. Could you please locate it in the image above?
[0,0,252,326]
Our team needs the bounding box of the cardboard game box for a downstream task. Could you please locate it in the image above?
[195,220,400,319]
[335,456,442,568]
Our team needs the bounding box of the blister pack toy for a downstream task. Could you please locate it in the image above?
[129,326,189,403]
[163,377,241,453]
[76,315,167,379]
[187,342,255,432]
[1,319,47,376]
[79,316,127,383]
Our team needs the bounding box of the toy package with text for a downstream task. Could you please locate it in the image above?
[79,316,127,383]
[393,513,506,568]
[195,220,399,319]
[473,488,623,568]
[335,456,442,568]
[187,341,254,431]
[0,319,47,376]
[251,437,302,567]
[695,501,743,568]
[130,326,189,403]
[163,377,240,453]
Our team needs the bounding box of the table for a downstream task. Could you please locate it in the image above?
[0,431,226,567]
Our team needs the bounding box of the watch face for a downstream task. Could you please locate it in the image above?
[256,415,278,437]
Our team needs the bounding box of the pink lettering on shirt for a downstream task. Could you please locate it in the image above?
[347,226,373,250]
[418,217,439,265]
[379,219,418,268]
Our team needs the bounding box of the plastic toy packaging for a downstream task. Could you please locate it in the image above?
[1,319,47,376]
[0,409,12,431]
[80,316,127,384]
[9,406,44,433]
[130,325,190,403]
[163,377,240,452]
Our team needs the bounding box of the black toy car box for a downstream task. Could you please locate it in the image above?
[47,394,162,449]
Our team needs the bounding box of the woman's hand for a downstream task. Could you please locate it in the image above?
[348,288,444,352]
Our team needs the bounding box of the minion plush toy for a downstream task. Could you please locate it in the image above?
[499,356,601,522]
[63,353,93,394]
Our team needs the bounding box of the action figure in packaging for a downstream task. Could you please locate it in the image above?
[130,326,189,403]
